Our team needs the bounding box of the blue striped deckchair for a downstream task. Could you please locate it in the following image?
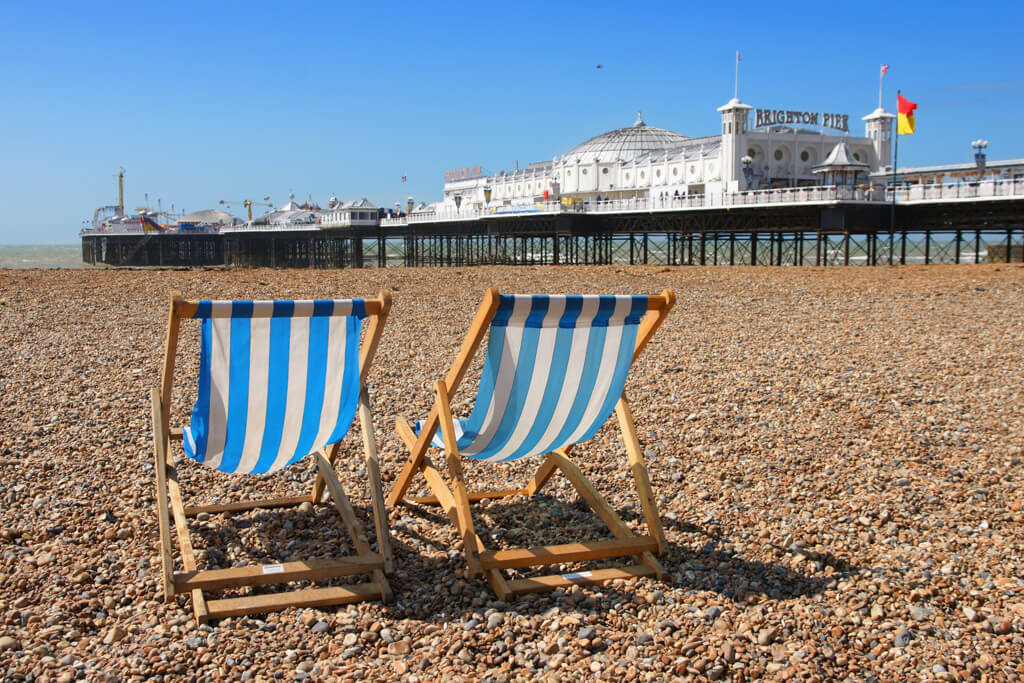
[388,288,675,599]
[150,292,393,624]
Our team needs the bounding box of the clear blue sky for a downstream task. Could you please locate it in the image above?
[2,0,1021,244]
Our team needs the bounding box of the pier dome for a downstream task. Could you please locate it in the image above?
[564,112,689,164]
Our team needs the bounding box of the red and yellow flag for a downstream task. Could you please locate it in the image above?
[897,93,917,135]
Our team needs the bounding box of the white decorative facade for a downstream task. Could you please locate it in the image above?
[442,99,894,211]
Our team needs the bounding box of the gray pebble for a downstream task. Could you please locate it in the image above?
[910,605,933,621]
[894,628,914,648]
[757,627,778,646]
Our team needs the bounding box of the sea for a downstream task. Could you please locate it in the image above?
[0,245,90,269]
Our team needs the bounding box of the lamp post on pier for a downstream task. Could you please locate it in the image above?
[741,155,754,190]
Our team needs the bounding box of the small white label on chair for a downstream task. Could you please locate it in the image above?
[561,571,593,581]
[262,564,285,574]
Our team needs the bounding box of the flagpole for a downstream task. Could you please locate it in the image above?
[734,51,739,99]
[878,69,884,109]
[890,89,900,260]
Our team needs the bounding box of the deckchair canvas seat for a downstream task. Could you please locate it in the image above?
[389,289,674,599]
[151,293,393,624]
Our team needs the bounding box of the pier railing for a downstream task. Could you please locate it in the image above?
[219,222,321,234]
[82,179,1024,235]
[886,177,1024,203]
[380,185,879,226]
[78,224,219,236]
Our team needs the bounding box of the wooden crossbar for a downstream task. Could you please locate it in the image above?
[173,555,384,592]
[409,488,524,506]
[504,564,658,596]
[480,537,658,570]
[171,298,387,320]
[183,496,311,517]
[205,584,384,620]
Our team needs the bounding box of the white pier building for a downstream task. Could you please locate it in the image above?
[442,98,895,211]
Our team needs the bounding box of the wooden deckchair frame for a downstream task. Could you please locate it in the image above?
[151,292,394,624]
[387,288,675,599]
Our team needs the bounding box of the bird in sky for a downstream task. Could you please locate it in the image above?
[595,64,604,69]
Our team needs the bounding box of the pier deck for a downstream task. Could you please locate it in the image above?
[81,181,1024,268]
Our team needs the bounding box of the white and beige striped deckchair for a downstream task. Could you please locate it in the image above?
[388,288,675,599]
[150,293,393,624]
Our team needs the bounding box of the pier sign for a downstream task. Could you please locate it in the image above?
[755,109,849,133]
[445,166,483,182]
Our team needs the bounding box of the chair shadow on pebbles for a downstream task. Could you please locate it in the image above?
[180,480,414,620]
[394,491,651,606]
[621,508,861,602]
[393,489,857,613]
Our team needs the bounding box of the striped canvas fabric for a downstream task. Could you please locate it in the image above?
[182,299,367,474]
[415,294,647,462]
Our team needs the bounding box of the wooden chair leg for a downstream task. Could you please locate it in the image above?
[435,381,484,579]
[417,457,459,527]
[639,551,666,579]
[387,410,440,506]
[398,414,490,582]
[309,442,341,505]
[357,388,393,574]
[615,396,667,554]
[487,569,512,601]
[397,417,469,511]
[399,419,563,505]
[150,389,175,603]
[524,452,561,496]
[549,451,635,540]
[164,459,209,624]
[313,453,392,603]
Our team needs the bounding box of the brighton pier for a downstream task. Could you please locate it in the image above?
[80,183,1024,268]
[81,97,1024,268]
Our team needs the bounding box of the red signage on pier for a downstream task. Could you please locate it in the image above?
[445,166,483,182]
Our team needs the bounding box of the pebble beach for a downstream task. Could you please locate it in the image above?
[1,264,1022,681]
